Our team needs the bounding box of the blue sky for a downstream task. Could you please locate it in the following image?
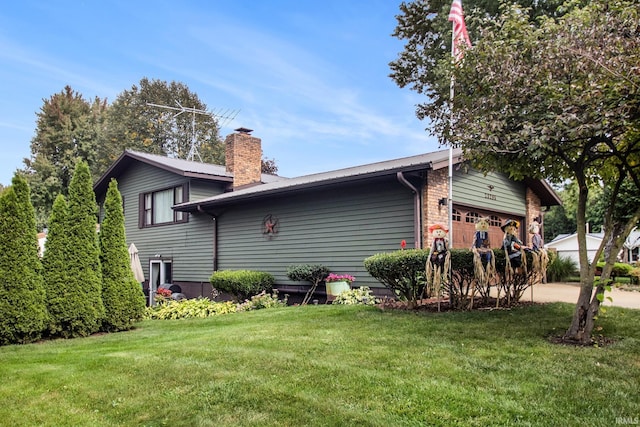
[0,0,440,186]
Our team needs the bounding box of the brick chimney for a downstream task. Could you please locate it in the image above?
[225,127,262,189]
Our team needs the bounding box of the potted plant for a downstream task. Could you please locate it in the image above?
[325,273,355,301]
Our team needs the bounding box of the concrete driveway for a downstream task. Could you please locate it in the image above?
[525,282,640,309]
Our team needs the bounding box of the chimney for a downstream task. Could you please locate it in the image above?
[225,127,262,189]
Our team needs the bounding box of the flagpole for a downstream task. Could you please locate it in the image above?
[449,20,455,248]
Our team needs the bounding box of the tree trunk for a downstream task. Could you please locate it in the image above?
[563,214,638,344]
[564,279,597,344]
[563,181,596,344]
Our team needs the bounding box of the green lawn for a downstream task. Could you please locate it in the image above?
[1,303,639,426]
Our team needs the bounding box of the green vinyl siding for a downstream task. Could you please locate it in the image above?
[453,168,526,215]
[215,177,416,288]
[189,179,226,201]
[111,163,216,283]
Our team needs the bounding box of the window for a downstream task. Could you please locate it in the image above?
[140,184,187,227]
[452,209,461,222]
[490,215,502,227]
[465,211,480,223]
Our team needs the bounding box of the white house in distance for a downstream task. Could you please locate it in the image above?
[546,228,640,267]
[546,232,605,267]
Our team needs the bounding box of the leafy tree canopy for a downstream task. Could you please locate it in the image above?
[390,0,573,120]
[22,86,107,229]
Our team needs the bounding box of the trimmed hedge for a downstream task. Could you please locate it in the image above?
[365,248,542,308]
[210,270,275,302]
[364,249,430,303]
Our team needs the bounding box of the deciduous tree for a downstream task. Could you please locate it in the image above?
[392,0,639,342]
[22,86,107,229]
[96,78,225,176]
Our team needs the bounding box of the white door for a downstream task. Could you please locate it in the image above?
[148,259,173,306]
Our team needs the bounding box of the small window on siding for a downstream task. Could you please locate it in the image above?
[140,184,188,227]
[490,215,501,227]
[465,211,480,223]
[452,209,461,222]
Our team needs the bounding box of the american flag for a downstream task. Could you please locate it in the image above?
[448,0,472,61]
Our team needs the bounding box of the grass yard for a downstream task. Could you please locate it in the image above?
[1,303,639,426]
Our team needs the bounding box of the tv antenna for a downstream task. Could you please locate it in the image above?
[147,101,239,161]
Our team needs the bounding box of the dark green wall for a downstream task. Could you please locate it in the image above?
[102,163,226,283]
[215,176,416,288]
[453,168,526,215]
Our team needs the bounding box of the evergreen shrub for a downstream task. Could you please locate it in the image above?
[596,261,633,278]
[286,264,330,304]
[44,161,104,338]
[363,249,430,303]
[99,179,146,332]
[0,176,48,345]
[210,270,275,301]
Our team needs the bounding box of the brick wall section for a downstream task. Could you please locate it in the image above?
[225,131,262,188]
[423,168,450,249]
[525,187,542,246]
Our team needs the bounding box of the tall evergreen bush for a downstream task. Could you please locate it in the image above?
[99,179,145,331]
[42,194,72,336]
[44,161,104,338]
[0,175,48,345]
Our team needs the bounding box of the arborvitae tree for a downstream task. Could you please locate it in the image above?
[46,161,104,338]
[42,194,71,336]
[0,175,48,345]
[99,179,145,332]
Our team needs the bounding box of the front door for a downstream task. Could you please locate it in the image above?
[148,258,173,305]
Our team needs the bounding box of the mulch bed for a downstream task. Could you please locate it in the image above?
[376,296,539,312]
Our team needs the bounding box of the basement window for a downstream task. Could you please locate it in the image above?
[139,184,188,228]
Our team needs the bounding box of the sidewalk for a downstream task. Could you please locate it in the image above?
[524,282,640,309]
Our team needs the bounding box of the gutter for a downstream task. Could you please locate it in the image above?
[197,205,218,271]
[396,172,422,249]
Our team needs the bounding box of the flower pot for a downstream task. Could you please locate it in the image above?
[325,280,350,298]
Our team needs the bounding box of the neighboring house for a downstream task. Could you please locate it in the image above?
[546,228,640,268]
[545,233,604,268]
[94,128,561,300]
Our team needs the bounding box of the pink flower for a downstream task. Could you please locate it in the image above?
[325,273,356,284]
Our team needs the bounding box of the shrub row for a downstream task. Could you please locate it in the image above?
[364,248,547,308]
[1,165,146,346]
